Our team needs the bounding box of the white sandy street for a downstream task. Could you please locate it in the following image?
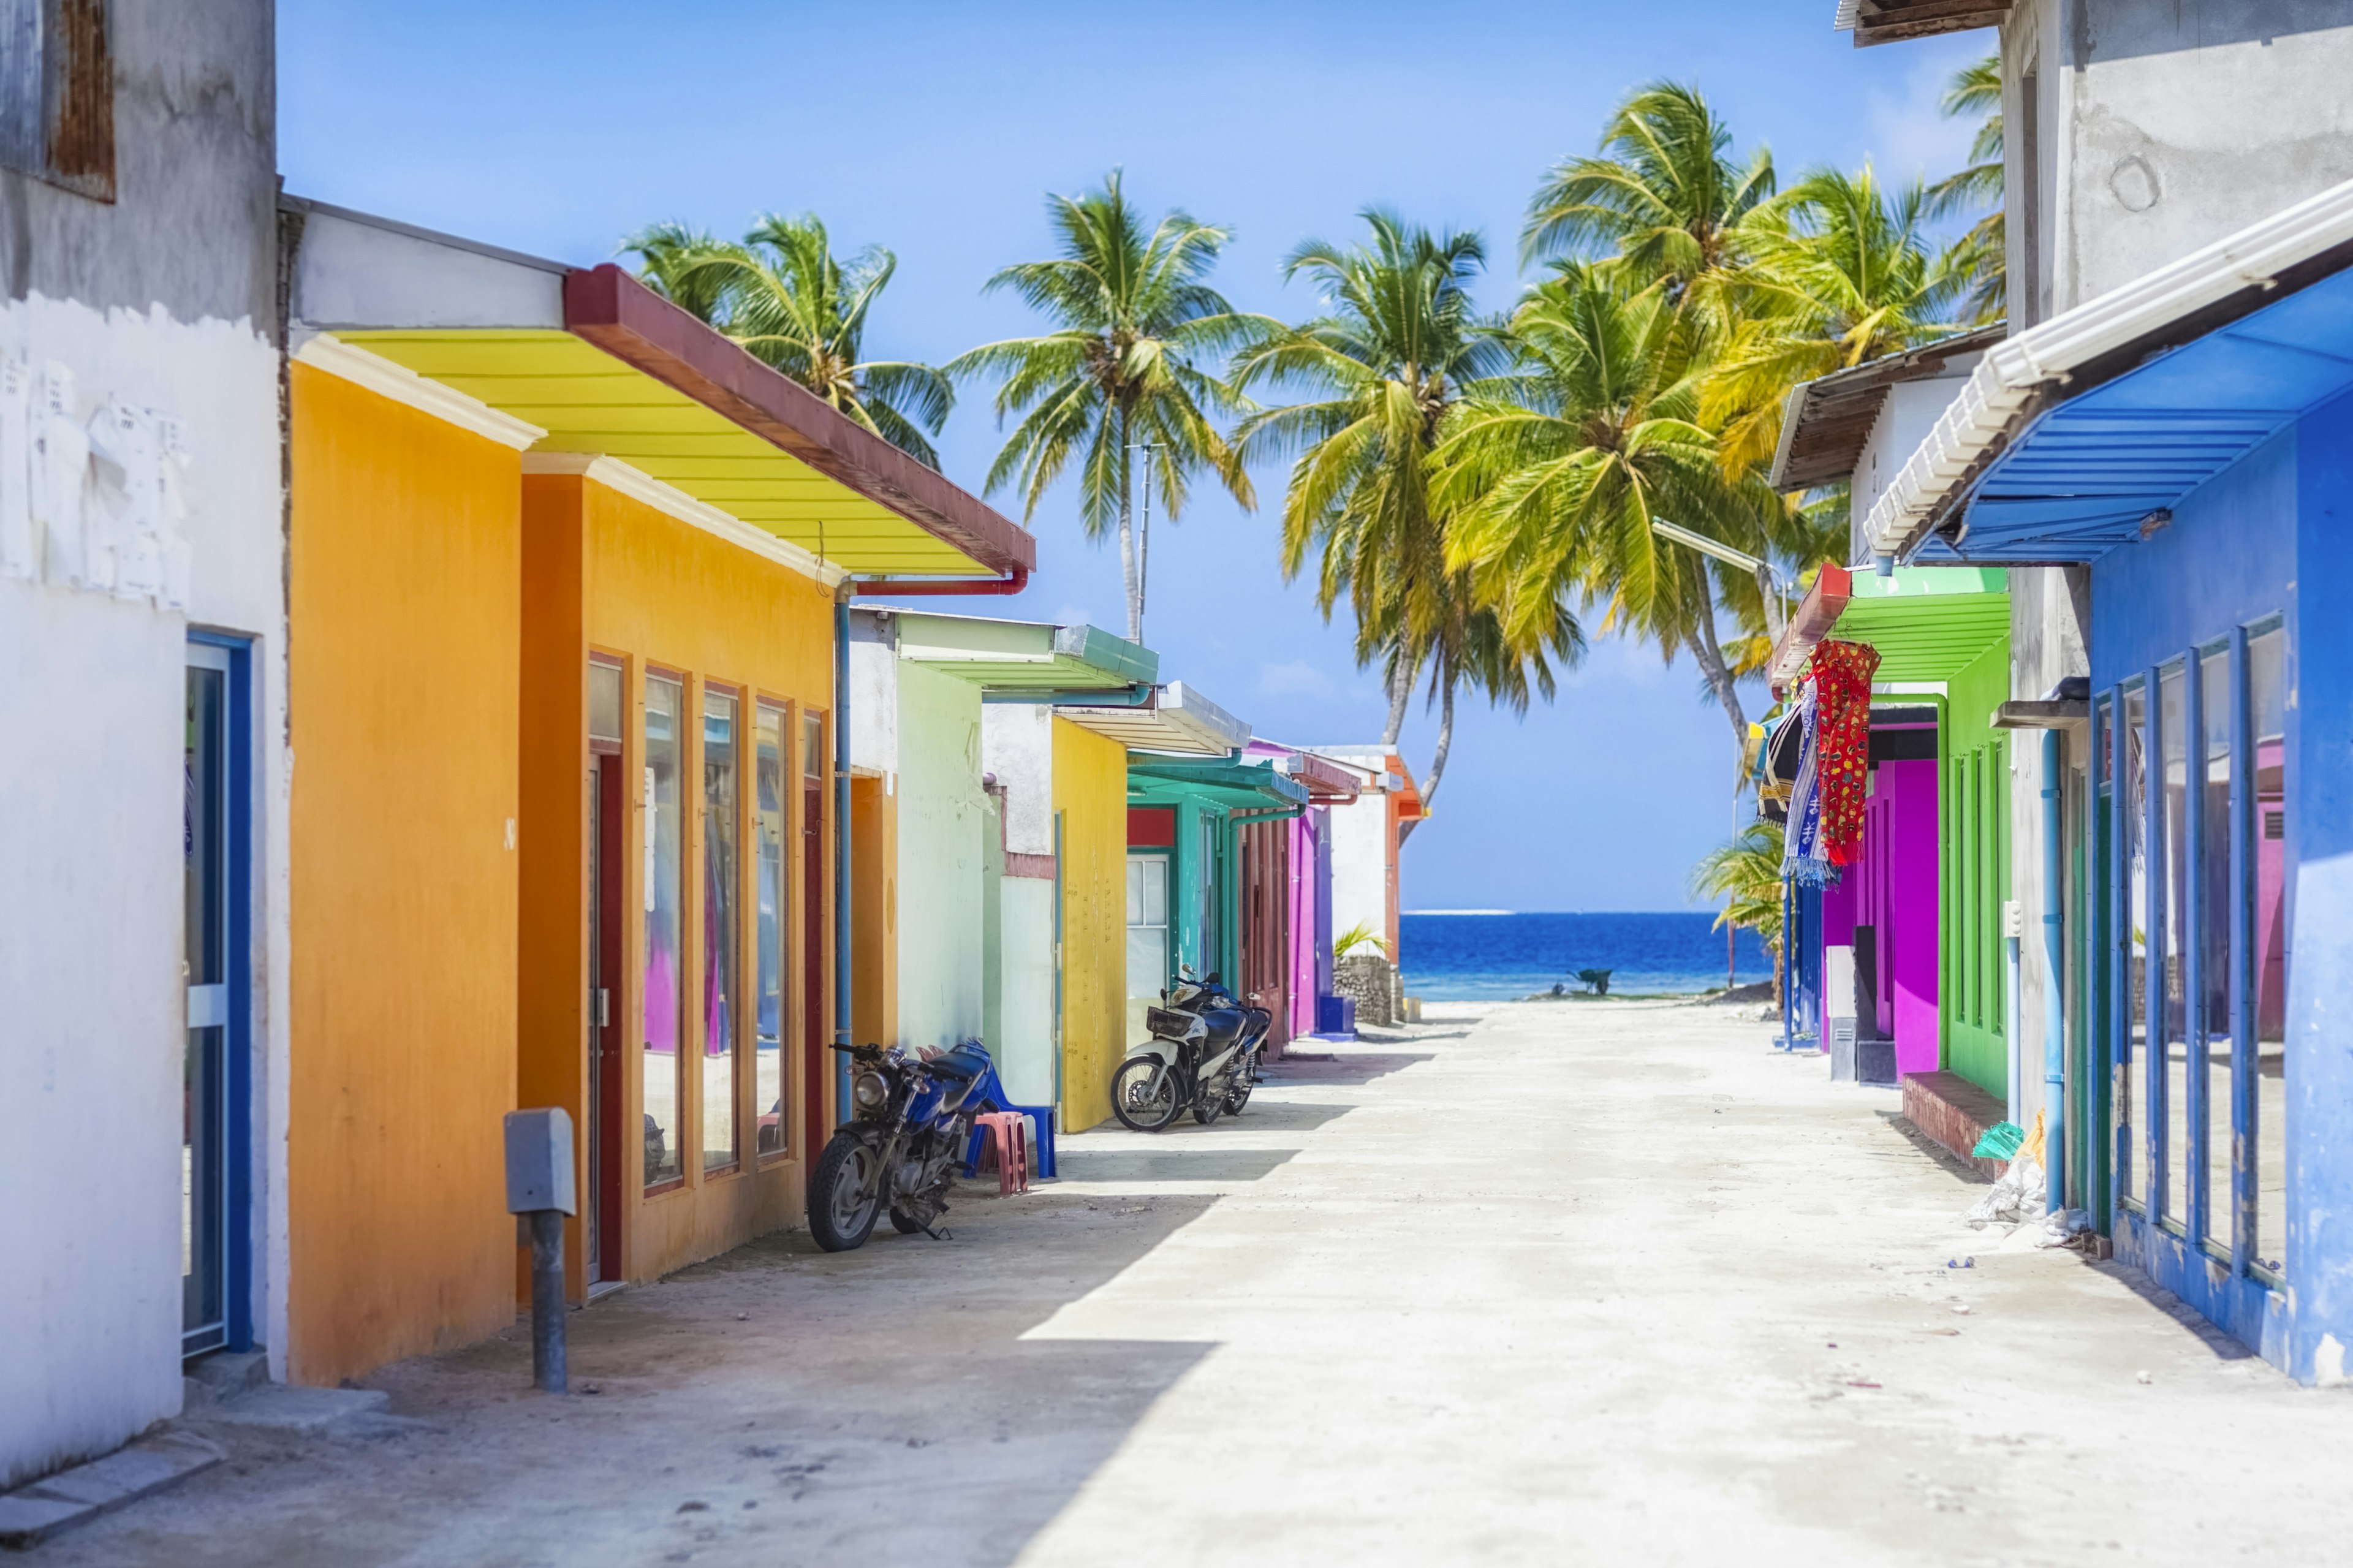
[42,1002,2352,1566]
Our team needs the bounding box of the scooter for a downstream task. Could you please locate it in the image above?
[1108,970,1271,1132]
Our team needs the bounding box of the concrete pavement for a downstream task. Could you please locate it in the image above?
[39,1001,2352,1565]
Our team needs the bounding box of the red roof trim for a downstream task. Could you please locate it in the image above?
[562,265,1036,577]
[1768,564,1854,697]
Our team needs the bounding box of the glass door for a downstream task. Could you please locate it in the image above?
[184,646,230,1356]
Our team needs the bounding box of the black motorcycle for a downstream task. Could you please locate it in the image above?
[808,1039,1006,1251]
[1110,971,1271,1132]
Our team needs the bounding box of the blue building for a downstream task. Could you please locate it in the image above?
[1862,181,2353,1381]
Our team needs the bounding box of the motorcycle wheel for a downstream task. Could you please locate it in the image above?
[808,1132,884,1252]
[889,1210,928,1235]
[1110,1058,1183,1132]
[1224,1072,1255,1116]
[1191,1089,1224,1126]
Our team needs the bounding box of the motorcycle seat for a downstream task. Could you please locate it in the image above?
[923,1042,991,1081]
[1200,1007,1245,1045]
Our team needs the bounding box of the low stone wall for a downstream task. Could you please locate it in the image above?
[1335,953,1393,1028]
[1901,1070,2010,1181]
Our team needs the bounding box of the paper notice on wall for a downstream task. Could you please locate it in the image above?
[0,357,32,581]
[87,398,166,602]
[153,411,192,610]
[31,362,90,588]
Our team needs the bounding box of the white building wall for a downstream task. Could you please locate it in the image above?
[1326,793,1390,950]
[0,295,284,1486]
[892,660,987,1053]
[981,703,1059,1102]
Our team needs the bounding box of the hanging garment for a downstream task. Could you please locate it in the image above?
[1783,681,1831,887]
[1805,638,1881,868]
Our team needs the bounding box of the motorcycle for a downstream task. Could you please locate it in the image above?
[808,1039,1005,1252]
[1110,970,1271,1132]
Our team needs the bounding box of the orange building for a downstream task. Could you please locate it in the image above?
[280,199,1033,1384]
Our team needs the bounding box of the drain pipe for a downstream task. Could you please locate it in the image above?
[833,581,855,1122]
[2041,727,2065,1212]
[2004,895,2023,1126]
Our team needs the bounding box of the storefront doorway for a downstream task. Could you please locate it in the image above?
[184,637,252,1358]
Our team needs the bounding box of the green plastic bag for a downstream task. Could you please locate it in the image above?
[1972,1120,2025,1160]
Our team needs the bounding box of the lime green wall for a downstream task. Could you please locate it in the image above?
[1940,635,2012,1098]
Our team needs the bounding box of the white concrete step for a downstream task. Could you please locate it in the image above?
[0,1431,224,1549]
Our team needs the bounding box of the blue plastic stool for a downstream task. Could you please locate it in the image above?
[964,1101,1056,1180]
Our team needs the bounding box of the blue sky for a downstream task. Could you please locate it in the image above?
[279,1,1982,912]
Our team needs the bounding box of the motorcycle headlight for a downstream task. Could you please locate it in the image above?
[853,1070,890,1110]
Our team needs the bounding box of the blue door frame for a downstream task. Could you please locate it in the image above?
[188,630,255,1357]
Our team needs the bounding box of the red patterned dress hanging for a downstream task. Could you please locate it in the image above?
[1804,638,1880,868]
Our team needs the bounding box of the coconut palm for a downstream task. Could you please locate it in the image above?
[1691,819,1787,1001]
[1927,55,2005,323]
[1439,265,1775,747]
[1230,210,1578,826]
[1521,81,1775,325]
[1702,166,1966,474]
[623,214,953,467]
[946,172,1254,642]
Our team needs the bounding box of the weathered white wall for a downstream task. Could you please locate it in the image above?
[981,704,1061,1104]
[2006,1,2353,329]
[1852,369,1983,564]
[1327,793,1390,952]
[892,660,986,1053]
[0,294,284,1487]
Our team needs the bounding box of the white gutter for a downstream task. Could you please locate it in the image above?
[1865,173,2353,560]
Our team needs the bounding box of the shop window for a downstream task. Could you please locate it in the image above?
[2156,662,2188,1231]
[2248,624,2287,1277]
[1127,854,1169,999]
[2197,646,2232,1256]
[754,704,787,1160]
[702,687,740,1175]
[643,673,684,1192]
[0,0,114,202]
[2118,680,2147,1208]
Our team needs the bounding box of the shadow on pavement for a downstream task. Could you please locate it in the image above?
[1058,1147,1300,1184]
[42,1191,1222,1568]
[1267,1051,1435,1086]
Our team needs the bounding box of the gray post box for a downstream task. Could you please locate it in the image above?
[504,1107,577,1216]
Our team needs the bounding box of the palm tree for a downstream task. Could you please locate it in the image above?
[1439,265,1772,748]
[1690,819,1786,1002]
[946,173,1254,642]
[623,214,953,467]
[1522,81,1775,326]
[1230,210,1578,827]
[1702,167,1966,474]
[1927,55,2004,323]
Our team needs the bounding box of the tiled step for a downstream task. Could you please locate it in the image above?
[0,1432,224,1550]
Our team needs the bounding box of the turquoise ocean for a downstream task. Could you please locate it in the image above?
[1400,911,1770,1001]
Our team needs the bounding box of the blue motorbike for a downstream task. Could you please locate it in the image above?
[809,1039,1006,1251]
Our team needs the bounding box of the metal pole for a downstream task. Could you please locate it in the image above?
[2042,726,2066,1213]
[1131,442,1158,645]
[835,585,855,1119]
[528,1208,566,1393]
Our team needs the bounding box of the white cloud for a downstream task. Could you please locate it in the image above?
[1256,658,1338,698]
[1861,45,1982,187]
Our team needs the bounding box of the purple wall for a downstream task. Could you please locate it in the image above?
[1809,749,1940,1074]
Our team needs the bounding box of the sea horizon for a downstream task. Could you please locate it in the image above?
[1398,909,1768,1002]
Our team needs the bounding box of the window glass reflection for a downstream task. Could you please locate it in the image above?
[2199,650,2232,1252]
[756,706,787,1158]
[2158,664,2186,1230]
[703,690,740,1175]
[2248,627,2287,1275]
[643,674,684,1191]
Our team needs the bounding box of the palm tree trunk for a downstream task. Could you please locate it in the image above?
[1754,562,1786,648]
[1118,409,1140,644]
[1400,674,1453,845]
[1381,653,1413,748]
[1686,612,1748,749]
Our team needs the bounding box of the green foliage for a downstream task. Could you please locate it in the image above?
[623,213,952,467]
[1689,819,1786,953]
[1927,55,2006,323]
[1333,920,1387,960]
[945,172,1254,638]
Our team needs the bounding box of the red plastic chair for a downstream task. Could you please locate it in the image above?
[971,1112,1030,1195]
